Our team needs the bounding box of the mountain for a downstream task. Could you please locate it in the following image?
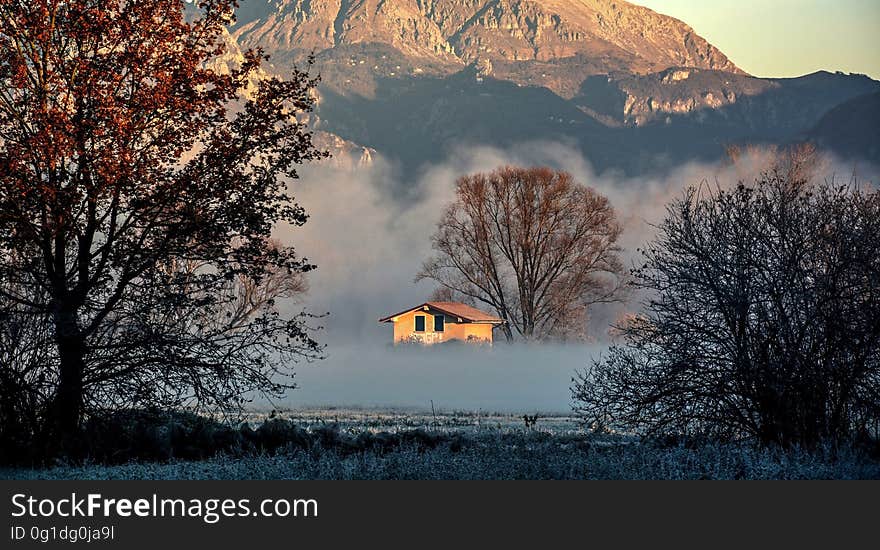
[233,0,741,72]
[226,0,880,175]
[808,91,880,165]
[231,0,743,98]
[205,23,376,166]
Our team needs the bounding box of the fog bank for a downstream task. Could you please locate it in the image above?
[281,343,599,413]
[270,143,872,411]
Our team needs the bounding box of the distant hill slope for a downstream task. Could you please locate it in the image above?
[808,92,880,164]
[226,0,880,175]
[314,66,879,174]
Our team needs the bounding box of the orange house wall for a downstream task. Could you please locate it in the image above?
[390,309,495,344]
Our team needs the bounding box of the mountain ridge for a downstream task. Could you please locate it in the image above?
[224,0,880,175]
[231,0,744,92]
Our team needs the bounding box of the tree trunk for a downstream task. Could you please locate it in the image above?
[48,310,87,442]
[498,318,515,342]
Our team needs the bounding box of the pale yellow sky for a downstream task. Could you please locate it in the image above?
[637,0,880,79]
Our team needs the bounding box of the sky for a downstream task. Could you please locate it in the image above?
[637,0,880,80]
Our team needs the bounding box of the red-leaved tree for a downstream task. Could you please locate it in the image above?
[0,0,326,452]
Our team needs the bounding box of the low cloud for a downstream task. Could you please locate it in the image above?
[270,143,873,411]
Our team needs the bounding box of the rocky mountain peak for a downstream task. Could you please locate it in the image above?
[231,0,744,75]
[220,1,878,176]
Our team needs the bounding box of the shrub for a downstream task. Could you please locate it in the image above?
[574,174,880,448]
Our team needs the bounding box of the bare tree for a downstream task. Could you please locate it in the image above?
[573,171,880,447]
[725,142,824,184]
[418,166,626,341]
[0,284,56,459]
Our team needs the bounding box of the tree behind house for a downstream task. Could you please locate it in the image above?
[418,166,626,342]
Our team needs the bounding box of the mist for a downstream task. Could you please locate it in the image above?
[270,142,873,412]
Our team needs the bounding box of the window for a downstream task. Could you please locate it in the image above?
[434,315,445,332]
[414,315,425,332]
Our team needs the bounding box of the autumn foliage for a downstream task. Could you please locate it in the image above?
[0,0,325,460]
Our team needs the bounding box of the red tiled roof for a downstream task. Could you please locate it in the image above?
[378,301,504,324]
[425,302,504,322]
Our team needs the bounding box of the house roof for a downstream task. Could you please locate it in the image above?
[378,301,505,324]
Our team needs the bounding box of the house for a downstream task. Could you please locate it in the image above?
[378,301,505,345]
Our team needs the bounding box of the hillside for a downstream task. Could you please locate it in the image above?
[225,0,880,175]
[808,91,880,164]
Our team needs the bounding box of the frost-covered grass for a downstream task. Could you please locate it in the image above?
[6,438,878,480]
[4,409,878,480]
[242,407,580,435]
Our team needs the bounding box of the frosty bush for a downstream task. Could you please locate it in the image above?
[573,173,880,447]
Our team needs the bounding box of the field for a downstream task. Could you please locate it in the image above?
[243,407,582,434]
[3,408,879,480]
